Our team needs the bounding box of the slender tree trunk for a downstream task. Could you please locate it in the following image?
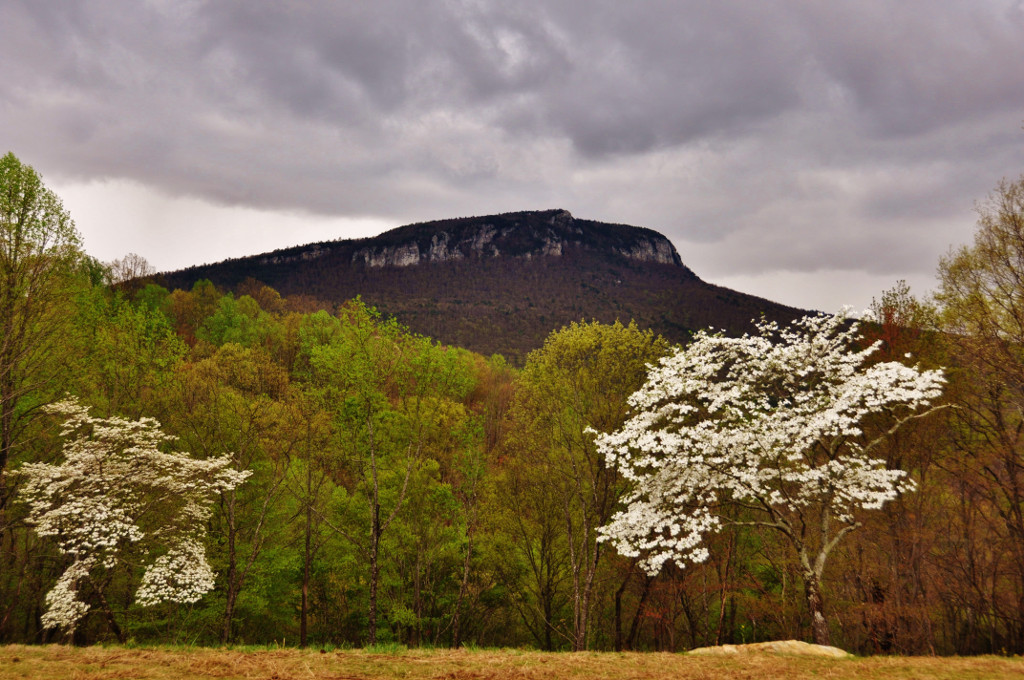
[627,574,653,650]
[564,503,602,650]
[301,486,312,648]
[563,493,585,651]
[542,582,554,651]
[368,501,380,646]
[220,493,238,644]
[573,540,600,651]
[299,412,316,649]
[715,534,734,645]
[366,412,381,648]
[0,373,14,530]
[0,527,18,641]
[221,582,237,644]
[450,526,474,648]
[804,571,830,646]
[89,577,125,644]
[412,551,422,647]
[678,587,700,650]
[614,569,630,652]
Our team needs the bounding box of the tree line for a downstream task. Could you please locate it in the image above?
[2,150,1024,654]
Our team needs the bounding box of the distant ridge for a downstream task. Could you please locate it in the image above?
[159,209,806,363]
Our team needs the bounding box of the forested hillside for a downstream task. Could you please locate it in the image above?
[158,209,806,363]
[4,152,1024,655]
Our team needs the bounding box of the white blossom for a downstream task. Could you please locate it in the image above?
[18,397,250,633]
[595,312,945,575]
[40,557,95,632]
[135,539,216,607]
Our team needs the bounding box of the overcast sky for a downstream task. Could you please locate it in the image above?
[3,1,1023,312]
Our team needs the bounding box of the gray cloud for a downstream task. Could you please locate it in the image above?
[2,0,1023,310]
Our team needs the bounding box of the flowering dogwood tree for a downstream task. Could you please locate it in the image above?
[594,312,945,645]
[19,398,250,641]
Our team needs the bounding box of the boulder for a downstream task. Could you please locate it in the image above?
[687,640,849,658]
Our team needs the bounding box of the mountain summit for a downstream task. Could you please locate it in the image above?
[160,209,804,362]
[253,209,685,270]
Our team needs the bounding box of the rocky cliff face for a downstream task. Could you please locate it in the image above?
[352,224,501,267]
[258,244,332,266]
[254,209,685,271]
[346,209,684,269]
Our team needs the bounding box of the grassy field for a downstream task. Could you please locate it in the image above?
[2,645,1024,680]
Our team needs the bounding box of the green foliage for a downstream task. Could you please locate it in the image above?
[496,320,671,650]
[67,291,187,417]
[8,163,1024,653]
[134,283,174,321]
[197,294,269,348]
[0,151,84,532]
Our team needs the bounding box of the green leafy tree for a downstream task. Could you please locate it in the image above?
[279,389,335,648]
[300,301,473,645]
[197,294,269,348]
[155,343,293,643]
[503,320,669,650]
[68,290,186,419]
[0,152,82,520]
[168,280,221,346]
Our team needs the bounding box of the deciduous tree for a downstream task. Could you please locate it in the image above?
[300,301,473,645]
[18,398,249,641]
[156,343,292,643]
[0,152,82,519]
[105,252,155,291]
[505,320,668,650]
[936,175,1024,651]
[596,313,945,645]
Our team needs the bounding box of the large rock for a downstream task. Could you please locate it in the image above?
[687,640,849,658]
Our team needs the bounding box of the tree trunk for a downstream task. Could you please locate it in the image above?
[804,571,830,646]
[450,525,475,648]
[614,569,630,652]
[221,583,237,645]
[220,493,238,644]
[542,582,554,651]
[678,586,700,650]
[715,534,734,645]
[0,371,14,531]
[301,488,312,648]
[367,501,380,646]
[627,573,653,650]
[89,577,125,644]
[572,539,600,651]
[412,551,422,647]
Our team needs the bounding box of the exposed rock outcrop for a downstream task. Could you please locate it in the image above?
[353,241,422,267]
[687,640,850,658]
[341,209,684,269]
[617,236,678,265]
[258,244,332,266]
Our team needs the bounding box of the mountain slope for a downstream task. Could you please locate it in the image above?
[159,209,806,363]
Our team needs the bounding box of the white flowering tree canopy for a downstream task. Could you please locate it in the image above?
[19,398,250,633]
[595,312,946,576]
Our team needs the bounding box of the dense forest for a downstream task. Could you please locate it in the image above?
[4,151,1024,655]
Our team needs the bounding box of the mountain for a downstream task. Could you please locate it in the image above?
[159,209,806,363]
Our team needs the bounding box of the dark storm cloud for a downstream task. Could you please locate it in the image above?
[524,2,811,155]
[1,0,1023,308]
[799,2,1024,137]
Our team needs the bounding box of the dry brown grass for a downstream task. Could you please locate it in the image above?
[1,645,1023,680]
